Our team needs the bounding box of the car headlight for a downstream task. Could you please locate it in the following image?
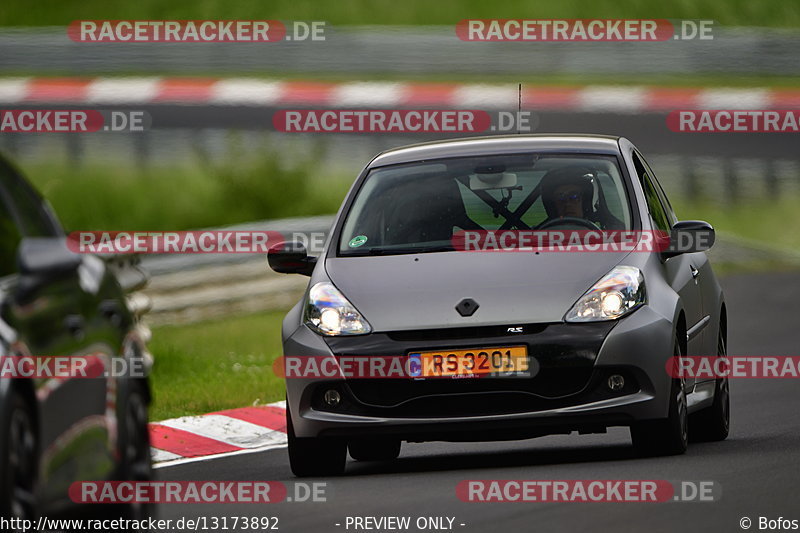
[565,266,646,322]
[304,282,372,336]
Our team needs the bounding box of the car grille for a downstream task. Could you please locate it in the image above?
[311,367,642,418]
[323,321,616,407]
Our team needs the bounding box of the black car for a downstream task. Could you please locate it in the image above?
[0,153,153,521]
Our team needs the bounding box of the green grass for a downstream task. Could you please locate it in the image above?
[4,71,800,89]
[147,310,287,421]
[2,0,800,28]
[263,72,800,89]
[20,151,353,232]
[673,195,800,251]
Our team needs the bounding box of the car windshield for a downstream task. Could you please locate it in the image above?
[338,153,633,256]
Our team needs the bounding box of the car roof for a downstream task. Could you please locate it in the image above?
[369,134,624,168]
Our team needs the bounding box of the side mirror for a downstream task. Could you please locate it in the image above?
[662,220,715,258]
[267,241,317,276]
[17,237,82,276]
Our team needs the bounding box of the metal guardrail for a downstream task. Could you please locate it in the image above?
[135,216,332,325]
[138,215,333,275]
[1,26,799,76]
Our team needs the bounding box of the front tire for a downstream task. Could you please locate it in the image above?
[631,336,689,456]
[690,331,730,442]
[287,409,346,477]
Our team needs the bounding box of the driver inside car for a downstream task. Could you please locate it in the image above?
[553,183,585,219]
[539,166,625,230]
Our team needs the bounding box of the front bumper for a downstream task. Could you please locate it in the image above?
[284,305,675,440]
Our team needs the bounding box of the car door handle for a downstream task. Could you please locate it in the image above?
[690,265,700,279]
[64,314,86,340]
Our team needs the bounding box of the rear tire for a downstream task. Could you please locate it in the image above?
[348,438,401,462]
[631,335,689,456]
[690,331,730,442]
[287,409,346,477]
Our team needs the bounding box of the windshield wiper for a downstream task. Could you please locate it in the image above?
[349,245,456,256]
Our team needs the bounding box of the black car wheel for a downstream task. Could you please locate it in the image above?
[287,408,346,477]
[348,438,401,462]
[631,335,689,456]
[0,391,38,525]
[690,331,730,442]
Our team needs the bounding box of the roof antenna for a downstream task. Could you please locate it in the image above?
[517,83,522,134]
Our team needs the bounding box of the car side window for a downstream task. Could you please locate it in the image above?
[0,158,60,238]
[635,151,678,226]
[632,152,671,232]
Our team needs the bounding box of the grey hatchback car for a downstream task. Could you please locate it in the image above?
[269,135,729,477]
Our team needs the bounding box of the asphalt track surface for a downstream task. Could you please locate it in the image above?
[155,271,800,533]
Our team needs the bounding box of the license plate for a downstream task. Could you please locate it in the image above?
[408,346,529,379]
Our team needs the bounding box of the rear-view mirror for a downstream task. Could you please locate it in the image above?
[468,172,518,191]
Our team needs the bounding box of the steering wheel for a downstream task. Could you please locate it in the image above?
[535,217,599,230]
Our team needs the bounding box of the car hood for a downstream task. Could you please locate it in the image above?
[324,250,632,331]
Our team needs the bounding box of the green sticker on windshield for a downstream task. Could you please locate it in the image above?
[349,235,368,248]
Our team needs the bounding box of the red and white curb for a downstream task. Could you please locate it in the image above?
[149,401,287,468]
[2,77,800,113]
